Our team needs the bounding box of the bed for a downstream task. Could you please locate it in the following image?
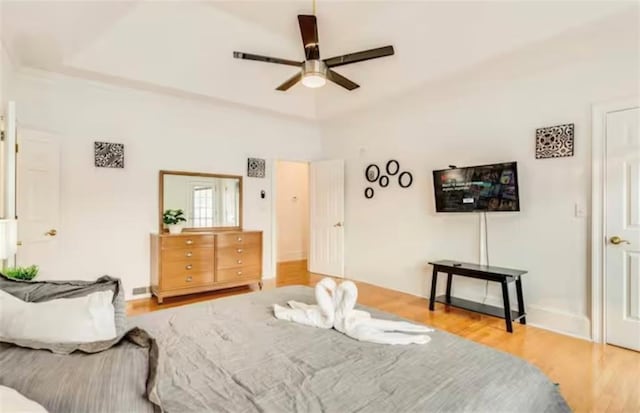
[0,286,570,412]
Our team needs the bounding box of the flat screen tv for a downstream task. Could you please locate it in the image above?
[432,162,520,212]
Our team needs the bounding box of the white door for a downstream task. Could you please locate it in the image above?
[16,130,61,278]
[309,160,344,277]
[605,107,640,351]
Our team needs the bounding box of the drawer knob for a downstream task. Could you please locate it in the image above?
[237,271,243,276]
[186,252,193,257]
[237,237,242,242]
[185,264,193,270]
[185,239,194,245]
[237,260,243,264]
[186,276,193,282]
[237,248,243,253]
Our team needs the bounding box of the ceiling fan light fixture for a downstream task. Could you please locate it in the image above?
[302,73,326,88]
[301,60,327,88]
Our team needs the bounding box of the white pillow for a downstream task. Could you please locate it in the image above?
[0,386,48,413]
[0,289,117,343]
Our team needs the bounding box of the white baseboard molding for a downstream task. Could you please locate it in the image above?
[525,304,591,341]
[367,281,593,341]
[447,290,592,340]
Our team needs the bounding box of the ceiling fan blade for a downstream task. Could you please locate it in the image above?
[233,51,302,67]
[298,15,320,60]
[327,69,359,91]
[324,45,395,68]
[276,72,302,91]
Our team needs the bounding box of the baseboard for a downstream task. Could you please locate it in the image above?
[446,288,592,340]
[525,305,591,340]
[353,278,593,341]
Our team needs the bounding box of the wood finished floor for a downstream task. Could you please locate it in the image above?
[127,260,640,413]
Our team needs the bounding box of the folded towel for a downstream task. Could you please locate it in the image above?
[334,281,433,345]
[274,278,433,345]
[273,278,336,329]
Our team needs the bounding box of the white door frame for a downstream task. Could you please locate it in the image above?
[591,96,640,343]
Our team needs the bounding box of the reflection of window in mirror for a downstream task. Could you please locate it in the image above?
[162,171,241,230]
[192,186,214,227]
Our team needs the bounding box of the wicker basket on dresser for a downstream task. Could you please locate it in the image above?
[150,230,262,303]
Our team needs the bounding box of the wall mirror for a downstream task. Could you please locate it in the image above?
[159,170,243,232]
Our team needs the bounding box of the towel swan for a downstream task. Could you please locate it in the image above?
[274,278,433,345]
[333,281,433,345]
[273,277,337,329]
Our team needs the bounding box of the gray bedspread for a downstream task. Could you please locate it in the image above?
[1,286,570,412]
[132,286,569,413]
[0,328,158,413]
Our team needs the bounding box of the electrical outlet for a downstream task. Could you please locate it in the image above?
[132,286,150,295]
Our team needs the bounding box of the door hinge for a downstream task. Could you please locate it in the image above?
[15,143,18,153]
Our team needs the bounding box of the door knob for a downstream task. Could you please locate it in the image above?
[44,229,57,237]
[610,236,630,245]
[334,222,343,228]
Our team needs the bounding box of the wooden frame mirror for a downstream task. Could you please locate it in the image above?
[159,170,243,233]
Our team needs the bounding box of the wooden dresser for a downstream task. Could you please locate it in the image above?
[150,230,262,303]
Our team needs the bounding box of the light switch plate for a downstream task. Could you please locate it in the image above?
[575,202,587,218]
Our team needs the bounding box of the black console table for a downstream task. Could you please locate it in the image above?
[428,260,527,333]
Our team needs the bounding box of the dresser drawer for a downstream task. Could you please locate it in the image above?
[216,232,261,248]
[162,271,213,290]
[216,246,261,269]
[161,235,214,250]
[162,258,214,275]
[162,247,213,263]
[216,265,261,283]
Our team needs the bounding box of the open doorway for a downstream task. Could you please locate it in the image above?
[275,160,310,284]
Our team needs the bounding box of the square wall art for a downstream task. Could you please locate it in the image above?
[247,158,266,178]
[535,123,574,159]
[94,142,125,168]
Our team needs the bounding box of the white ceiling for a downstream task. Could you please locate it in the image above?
[1,1,636,120]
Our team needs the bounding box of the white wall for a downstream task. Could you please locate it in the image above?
[7,68,322,298]
[321,11,639,338]
[276,161,309,262]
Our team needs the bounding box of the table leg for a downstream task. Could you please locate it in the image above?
[501,281,513,333]
[515,277,526,325]
[429,267,438,311]
[445,273,453,304]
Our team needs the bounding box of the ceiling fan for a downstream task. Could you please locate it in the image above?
[233,13,394,91]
